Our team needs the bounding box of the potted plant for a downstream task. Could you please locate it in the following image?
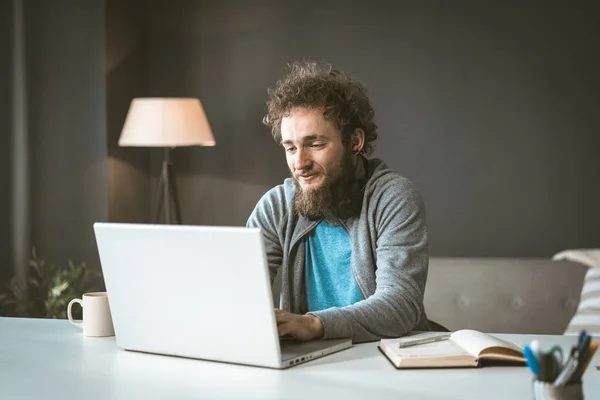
[0,248,105,319]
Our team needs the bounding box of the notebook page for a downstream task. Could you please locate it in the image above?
[380,337,470,358]
[451,329,522,358]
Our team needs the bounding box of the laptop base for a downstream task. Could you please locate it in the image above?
[280,338,352,368]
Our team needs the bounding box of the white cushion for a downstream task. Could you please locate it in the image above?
[553,249,600,269]
[553,250,600,335]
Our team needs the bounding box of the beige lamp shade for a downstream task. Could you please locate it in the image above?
[118,97,216,147]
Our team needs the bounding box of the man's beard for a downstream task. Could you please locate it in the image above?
[293,152,355,220]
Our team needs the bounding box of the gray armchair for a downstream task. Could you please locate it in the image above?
[424,257,587,334]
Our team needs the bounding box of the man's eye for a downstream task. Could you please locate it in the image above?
[285,147,296,153]
[310,143,325,148]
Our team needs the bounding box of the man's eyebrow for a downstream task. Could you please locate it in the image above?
[282,135,328,145]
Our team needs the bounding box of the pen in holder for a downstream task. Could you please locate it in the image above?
[525,331,598,400]
[532,380,583,400]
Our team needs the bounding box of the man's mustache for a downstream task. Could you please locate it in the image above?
[295,170,321,179]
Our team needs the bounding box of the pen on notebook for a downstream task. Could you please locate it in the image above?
[397,334,451,348]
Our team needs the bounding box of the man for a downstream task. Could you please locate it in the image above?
[246,61,430,343]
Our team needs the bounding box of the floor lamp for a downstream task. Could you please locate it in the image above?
[118,98,216,224]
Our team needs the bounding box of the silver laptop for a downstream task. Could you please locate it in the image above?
[93,222,352,369]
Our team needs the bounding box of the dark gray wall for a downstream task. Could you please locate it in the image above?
[106,0,151,224]
[0,1,12,281]
[139,0,600,257]
[380,1,600,257]
[24,1,108,264]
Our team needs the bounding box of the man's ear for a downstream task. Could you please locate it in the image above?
[352,128,365,153]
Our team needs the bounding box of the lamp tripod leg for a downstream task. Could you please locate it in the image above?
[154,165,165,223]
[169,163,182,224]
[163,160,171,224]
[154,147,182,224]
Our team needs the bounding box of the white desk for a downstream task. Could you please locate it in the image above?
[1,317,598,399]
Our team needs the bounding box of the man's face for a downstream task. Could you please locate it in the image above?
[280,107,354,218]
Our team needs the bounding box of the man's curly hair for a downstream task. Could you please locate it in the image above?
[263,60,378,156]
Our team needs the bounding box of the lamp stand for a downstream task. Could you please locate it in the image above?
[154,147,182,224]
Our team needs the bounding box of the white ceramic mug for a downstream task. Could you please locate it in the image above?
[67,291,115,337]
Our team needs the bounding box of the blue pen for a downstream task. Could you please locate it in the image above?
[578,330,589,351]
[523,345,541,376]
[573,334,591,381]
[579,333,591,354]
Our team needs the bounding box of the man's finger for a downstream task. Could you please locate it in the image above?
[275,312,294,324]
[277,321,295,337]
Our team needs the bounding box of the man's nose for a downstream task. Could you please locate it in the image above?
[294,149,312,171]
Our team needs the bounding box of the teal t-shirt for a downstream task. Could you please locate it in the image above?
[305,220,364,312]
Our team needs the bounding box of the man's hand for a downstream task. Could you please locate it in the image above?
[275,309,324,341]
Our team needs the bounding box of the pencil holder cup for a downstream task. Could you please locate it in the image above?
[532,380,583,400]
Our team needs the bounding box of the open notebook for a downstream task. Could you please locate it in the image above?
[379,330,526,368]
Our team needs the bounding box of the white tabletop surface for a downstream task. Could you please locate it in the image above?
[1,317,598,400]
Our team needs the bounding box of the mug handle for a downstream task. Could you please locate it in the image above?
[67,298,83,329]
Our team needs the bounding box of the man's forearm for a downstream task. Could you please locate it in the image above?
[309,288,424,343]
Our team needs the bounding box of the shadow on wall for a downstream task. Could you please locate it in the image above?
[141,0,307,188]
[106,0,151,223]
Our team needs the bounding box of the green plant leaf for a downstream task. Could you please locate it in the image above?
[0,247,106,319]
[50,280,69,298]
